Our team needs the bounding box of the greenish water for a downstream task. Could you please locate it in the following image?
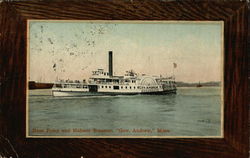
[28,87,222,137]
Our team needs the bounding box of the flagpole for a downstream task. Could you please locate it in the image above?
[173,63,177,80]
[172,65,174,78]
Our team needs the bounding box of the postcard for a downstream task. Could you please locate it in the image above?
[27,20,224,138]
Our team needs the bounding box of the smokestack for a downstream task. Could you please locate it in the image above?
[109,51,113,77]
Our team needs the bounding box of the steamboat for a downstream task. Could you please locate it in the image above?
[52,51,177,97]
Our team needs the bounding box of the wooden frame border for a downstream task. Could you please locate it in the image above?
[0,1,248,158]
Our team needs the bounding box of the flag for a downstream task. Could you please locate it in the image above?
[173,63,177,68]
[53,63,56,71]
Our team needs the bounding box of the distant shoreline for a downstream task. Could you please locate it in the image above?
[177,86,220,88]
[176,81,221,87]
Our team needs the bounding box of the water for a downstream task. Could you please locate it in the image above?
[28,87,222,137]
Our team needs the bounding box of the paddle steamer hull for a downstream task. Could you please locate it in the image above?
[52,88,177,97]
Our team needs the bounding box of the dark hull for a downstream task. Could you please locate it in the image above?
[141,89,177,95]
[29,81,53,89]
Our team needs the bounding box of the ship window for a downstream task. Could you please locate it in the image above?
[134,86,136,89]
[125,86,127,89]
[113,86,119,90]
[130,86,132,89]
[105,86,107,88]
[121,86,123,89]
[137,86,140,89]
[109,86,111,88]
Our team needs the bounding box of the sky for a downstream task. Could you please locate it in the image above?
[28,21,223,83]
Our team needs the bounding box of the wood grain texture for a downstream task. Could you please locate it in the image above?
[0,1,248,158]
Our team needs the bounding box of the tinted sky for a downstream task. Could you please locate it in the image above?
[28,21,223,83]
